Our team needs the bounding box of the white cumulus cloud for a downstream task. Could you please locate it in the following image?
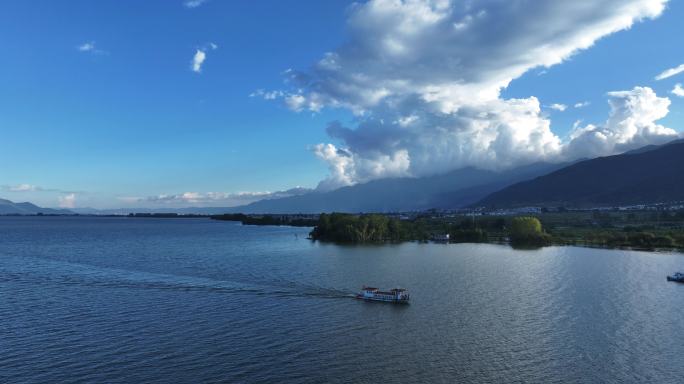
[260,0,670,190]
[672,83,684,97]
[549,103,567,112]
[563,86,677,159]
[192,50,206,73]
[315,95,563,190]
[58,193,77,209]
[255,0,673,189]
[277,0,666,114]
[655,63,684,81]
[313,143,411,191]
[191,43,218,73]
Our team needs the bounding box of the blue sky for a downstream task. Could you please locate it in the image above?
[1,0,682,209]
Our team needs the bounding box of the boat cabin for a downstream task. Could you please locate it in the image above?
[361,286,409,301]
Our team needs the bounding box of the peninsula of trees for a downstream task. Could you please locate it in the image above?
[309,211,684,250]
[209,210,684,251]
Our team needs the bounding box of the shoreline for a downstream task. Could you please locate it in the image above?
[310,236,684,254]
[3,213,682,253]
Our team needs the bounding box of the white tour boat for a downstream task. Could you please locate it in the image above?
[356,286,410,304]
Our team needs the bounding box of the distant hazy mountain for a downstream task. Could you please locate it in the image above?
[478,139,684,208]
[69,187,315,215]
[229,162,569,214]
[0,198,73,215]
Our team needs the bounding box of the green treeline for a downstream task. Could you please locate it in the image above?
[579,230,683,248]
[308,213,529,244]
[444,219,491,243]
[214,210,684,251]
[309,213,425,242]
[448,227,489,243]
[309,213,495,244]
[308,212,684,250]
[542,210,684,249]
[307,214,554,246]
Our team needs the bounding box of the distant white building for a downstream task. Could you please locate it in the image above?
[431,234,450,242]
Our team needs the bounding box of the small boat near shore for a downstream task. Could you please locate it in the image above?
[667,272,684,283]
[356,286,410,304]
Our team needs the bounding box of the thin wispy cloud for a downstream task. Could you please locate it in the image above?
[77,41,107,55]
[655,63,684,80]
[78,42,95,51]
[0,184,80,194]
[191,42,218,73]
[184,0,208,8]
[672,83,684,97]
[122,188,311,207]
[1,183,38,192]
[250,89,284,100]
[549,103,567,112]
[574,101,590,108]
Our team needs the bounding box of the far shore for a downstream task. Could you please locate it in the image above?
[4,210,683,253]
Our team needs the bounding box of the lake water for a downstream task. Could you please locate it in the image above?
[1,216,683,383]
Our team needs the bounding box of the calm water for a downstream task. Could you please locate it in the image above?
[1,217,683,383]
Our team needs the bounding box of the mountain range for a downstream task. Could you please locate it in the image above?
[5,139,683,215]
[478,139,684,208]
[58,162,566,215]
[0,199,73,215]
[228,162,569,213]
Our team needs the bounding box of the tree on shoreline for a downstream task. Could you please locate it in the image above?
[509,216,551,247]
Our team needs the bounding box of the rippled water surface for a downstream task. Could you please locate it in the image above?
[1,216,683,383]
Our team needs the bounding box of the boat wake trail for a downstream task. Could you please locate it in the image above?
[0,256,354,301]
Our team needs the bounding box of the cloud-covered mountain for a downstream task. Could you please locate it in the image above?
[0,198,74,215]
[254,0,675,191]
[229,162,569,214]
[477,139,684,208]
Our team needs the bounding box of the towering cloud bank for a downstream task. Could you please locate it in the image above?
[565,87,676,159]
[264,0,673,190]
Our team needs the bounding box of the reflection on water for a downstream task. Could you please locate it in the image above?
[1,216,683,383]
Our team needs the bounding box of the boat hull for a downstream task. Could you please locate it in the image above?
[667,276,684,283]
[355,294,410,304]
